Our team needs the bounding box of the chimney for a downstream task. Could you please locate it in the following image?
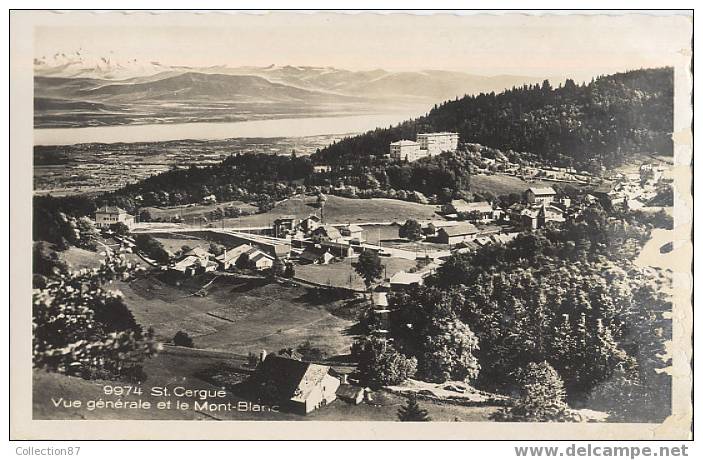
[340,373,348,385]
[260,349,267,363]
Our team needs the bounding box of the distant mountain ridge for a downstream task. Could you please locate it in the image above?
[69,72,359,103]
[34,52,547,103]
[34,52,553,128]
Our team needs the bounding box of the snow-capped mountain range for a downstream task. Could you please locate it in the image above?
[34,50,548,128]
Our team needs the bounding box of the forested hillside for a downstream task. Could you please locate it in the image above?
[313,68,673,168]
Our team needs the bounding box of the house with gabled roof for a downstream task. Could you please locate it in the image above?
[95,205,135,229]
[299,247,335,265]
[300,215,322,234]
[273,216,299,238]
[339,224,365,243]
[216,244,254,270]
[521,203,565,229]
[525,186,557,205]
[390,271,424,290]
[251,355,340,414]
[171,247,217,276]
[311,225,344,243]
[436,222,479,245]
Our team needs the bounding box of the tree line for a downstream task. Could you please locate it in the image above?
[313,68,673,169]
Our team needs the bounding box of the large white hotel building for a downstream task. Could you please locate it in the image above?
[390,132,459,162]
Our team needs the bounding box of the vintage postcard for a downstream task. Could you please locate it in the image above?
[9,10,693,440]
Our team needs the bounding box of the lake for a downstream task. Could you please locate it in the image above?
[33,112,420,146]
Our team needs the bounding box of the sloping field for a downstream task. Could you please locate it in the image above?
[143,200,258,222]
[115,274,356,356]
[215,195,442,227]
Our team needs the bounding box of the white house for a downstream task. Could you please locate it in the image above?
[252,355,340,415]
[447,200,497,222]
[95,205,135,229]
[525,186,557,205]
[390,271,424,290]
[299,247,335,265]
[313,165,332,173]
[248,250,275,270]
[340,224,365,243]
[216,244,254,270]
[171,247,217,276]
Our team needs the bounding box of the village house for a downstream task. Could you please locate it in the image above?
[247,250,275,270]
[319,240,355,258]
[312,164,332,174]
[520,204,565,230]
[170,247,217,276]
[336,383,365,405]
[250,355,340,415]
[390,271,424,290]
[625,198,646,211]
[216,244,254,270]
[372,290,389,308]
[300,215,321,234]
[238,247,275,270]
[640,163,664,182]
[557,196,572,208]
[273,216,299,238]
[299,247,335,265]
[201,194,217,204]
[95,205,135,229]
[525,186,557,205]
[217,244,275,271]
[311,225,344,243]
[436,222,480,245]
[592,185,626,209]
[446,200,499,222]
[339,224,365,243]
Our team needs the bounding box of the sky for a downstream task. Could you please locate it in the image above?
[33,11,692,82]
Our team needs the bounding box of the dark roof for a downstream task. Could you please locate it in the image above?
[253,355,331,402]
[336,384,363,400]
[96,205,128,214]
[299,247,327,262]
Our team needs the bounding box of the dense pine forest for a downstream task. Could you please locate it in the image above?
[313,68,674,168]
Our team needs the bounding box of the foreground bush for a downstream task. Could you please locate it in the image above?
[351,335,417,388]
[492,362,579,422]
[33,254,159,382]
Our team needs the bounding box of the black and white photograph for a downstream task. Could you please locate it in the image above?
[9,9,693,441]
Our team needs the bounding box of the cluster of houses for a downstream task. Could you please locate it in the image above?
[592,163,669,210]
[441,186,569,231]
[273,215,367,265]
[170,244,276,276]
[390,132,459,162]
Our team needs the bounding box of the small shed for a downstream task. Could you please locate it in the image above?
[336,384,364,405]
